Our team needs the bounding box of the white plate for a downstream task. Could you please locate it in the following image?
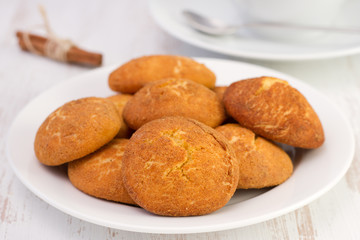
[7,58,354,233]
[149,0,360,61]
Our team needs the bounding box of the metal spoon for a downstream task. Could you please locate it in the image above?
[183,10,360,36]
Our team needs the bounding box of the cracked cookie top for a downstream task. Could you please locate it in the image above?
[68,138,136,205]
[223,76,324,148]
[34,97,121,166]
[122,78,226,130]
[108,55,216,93]
[216,123,293,189]
[122,116,239,216]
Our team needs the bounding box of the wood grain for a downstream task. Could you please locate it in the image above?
[1,0,360,239]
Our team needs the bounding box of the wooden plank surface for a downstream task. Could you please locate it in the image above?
[1,0,360,239]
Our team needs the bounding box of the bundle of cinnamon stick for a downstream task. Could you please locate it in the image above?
[16,31,102,67]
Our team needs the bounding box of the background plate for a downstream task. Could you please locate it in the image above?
[7,58,354,233]
[149,0,360,61]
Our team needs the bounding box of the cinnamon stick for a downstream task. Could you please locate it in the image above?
[16,31,102,67]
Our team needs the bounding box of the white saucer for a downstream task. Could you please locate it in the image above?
[149,0,360,61]
[7,58,354,233]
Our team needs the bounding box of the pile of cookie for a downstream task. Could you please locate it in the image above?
[34,55,324,217]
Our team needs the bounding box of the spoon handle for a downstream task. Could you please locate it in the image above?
[243,22,360,34]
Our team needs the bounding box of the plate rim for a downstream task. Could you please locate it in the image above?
[148,0,360,61]
[6,57,355,233]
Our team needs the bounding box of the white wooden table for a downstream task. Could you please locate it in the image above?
[1,0,360,239]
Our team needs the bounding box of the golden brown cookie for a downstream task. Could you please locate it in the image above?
[107,94,133,138]
[122,117,239,216]
[108,55,216,93]
[223,77,324,148]
[214,86,233,120]
[68,138,136,205]
[122,78,226,130]
[214,86,227,102]
[216,124,293,189]
[34,97,121,166]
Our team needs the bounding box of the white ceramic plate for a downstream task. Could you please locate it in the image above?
[7,58,354,233]
[149,0,360,61]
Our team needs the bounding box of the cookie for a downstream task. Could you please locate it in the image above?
[122,117,239,216]
[223,76,324,148]
[214,86,234,120]
[68,138,136,205]
[108,55,216,93]
[122,78,226,130]
[214,86,227,102]
[34,97,121,166]
[216,124,293,189]
[107,94,133,138]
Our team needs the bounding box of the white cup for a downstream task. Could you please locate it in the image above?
[234,0,346,42]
